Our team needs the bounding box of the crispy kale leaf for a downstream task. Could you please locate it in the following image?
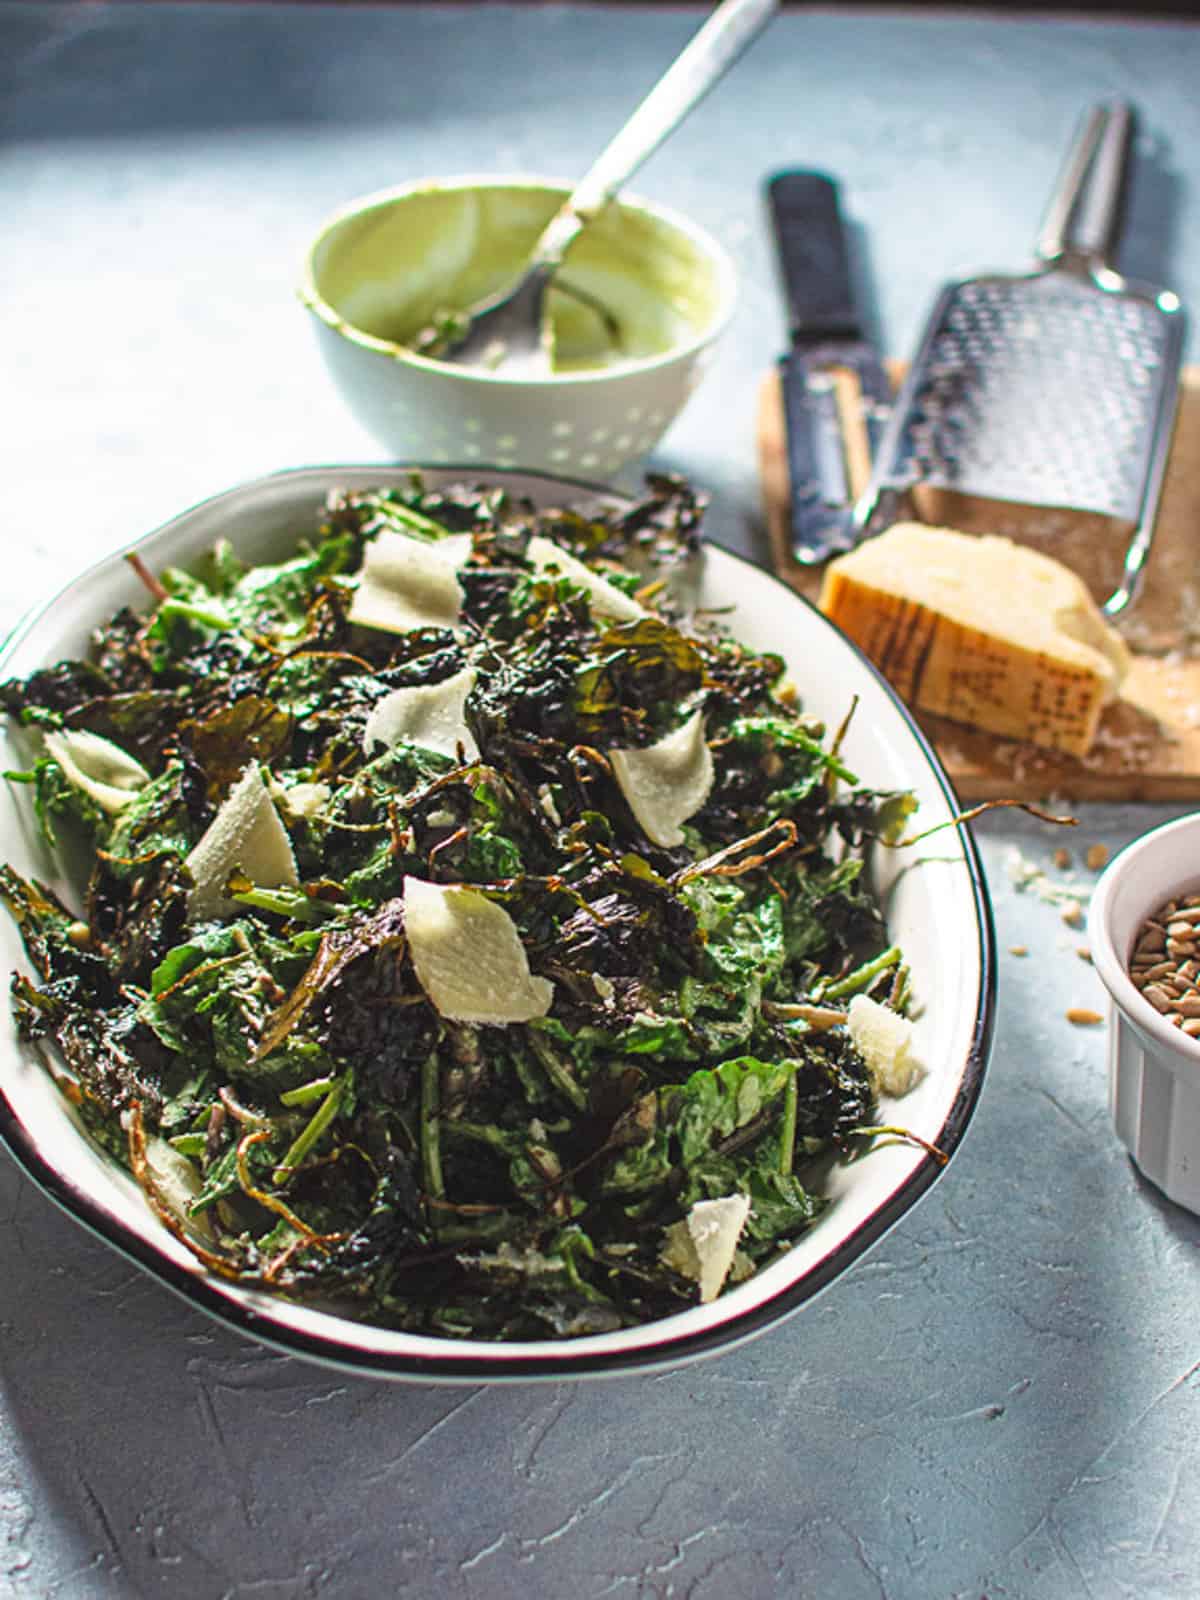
[0,475,915,1339]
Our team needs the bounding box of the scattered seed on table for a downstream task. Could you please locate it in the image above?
[1086,844,1109,871]
[1066,1008,1103,1026]
[1054,847,1073,870]
[1061,901,1084,928]
[1009,945,1028,957]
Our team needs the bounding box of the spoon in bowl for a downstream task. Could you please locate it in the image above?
[429,0,778,376]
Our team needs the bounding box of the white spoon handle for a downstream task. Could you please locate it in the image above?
[533,0,778,269]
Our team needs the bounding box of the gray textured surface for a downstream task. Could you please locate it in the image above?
[4,5,1200,1597]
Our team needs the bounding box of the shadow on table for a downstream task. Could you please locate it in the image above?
[0,1159,513,1597]
[5,4,705,142]
[4,1087,1200,1600]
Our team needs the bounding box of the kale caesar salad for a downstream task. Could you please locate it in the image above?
[0,476,926,1340]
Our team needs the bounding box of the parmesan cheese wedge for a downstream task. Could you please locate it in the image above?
[362,666,479,762]
[818,523,1131,756]
[403,875,553,1024]
[185,764,300,922]
[846,993,924,1097]
[526,536,645,623]
[609,709,713,847]
[43,729,150,813]
[348,530,473,635]
[661,1193,752,1303]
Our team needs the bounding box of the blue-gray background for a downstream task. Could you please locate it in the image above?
[3,5,1200,1597]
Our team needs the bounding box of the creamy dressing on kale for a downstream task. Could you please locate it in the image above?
[1,475,916,1340]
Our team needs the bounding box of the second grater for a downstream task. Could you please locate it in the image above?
[855,102,1185,615]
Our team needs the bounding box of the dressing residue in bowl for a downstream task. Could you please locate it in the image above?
[308,181,722,373]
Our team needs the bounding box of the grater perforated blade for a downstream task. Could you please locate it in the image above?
[856,102,1186,616]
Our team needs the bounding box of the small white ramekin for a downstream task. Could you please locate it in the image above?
[1090,812,1200,1214]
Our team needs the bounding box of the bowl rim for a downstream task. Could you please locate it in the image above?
[1090,811,1200,1065]
[0,463,996,1382]
[297,173,739,387]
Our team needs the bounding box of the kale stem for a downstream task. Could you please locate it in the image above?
[125,551,168,602]
[231,884,333,924]
[421,1051,445,1201]
[157,596,231,632]
[527,1030,588,1112]
[779,1069,798,1177]
[272,1075,344,1185]
[847,1124,949,1166]
[377,499,452,542]
[819,944,902,1001]
[825,694,859,797]
[279,1074,337,1107]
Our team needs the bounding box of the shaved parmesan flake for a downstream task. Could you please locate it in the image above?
[185,765,299,922]
[43,729,150,814]
[404,876,553,1024]
[143,1134,213,1239]
[526,536,645,622]
[847,994,924,1097]
[348,530,473,636]
[661,1193,751,1303]
[362,666,479,762]
[269,779,332,820]
[609,710,713,847]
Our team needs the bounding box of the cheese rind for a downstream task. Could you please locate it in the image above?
[403,876,553,1024]
[185,764,300,921]
[362,666,479,762]
[609,709,713,847]
[348,530,473,635]
[818,523,1131,756]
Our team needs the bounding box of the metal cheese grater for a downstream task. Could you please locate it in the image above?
[855,102,1186,615]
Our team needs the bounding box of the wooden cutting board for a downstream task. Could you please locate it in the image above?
[757,363,1200,802]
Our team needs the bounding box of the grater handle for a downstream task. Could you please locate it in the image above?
[1069,102,1133,268]
[1036,101,1133,271]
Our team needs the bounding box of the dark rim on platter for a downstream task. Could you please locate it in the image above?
[0,464,997,1380]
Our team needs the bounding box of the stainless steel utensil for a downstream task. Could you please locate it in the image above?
[766,169,891,564]
[436,0,777,375]
[856,101,1186,616]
